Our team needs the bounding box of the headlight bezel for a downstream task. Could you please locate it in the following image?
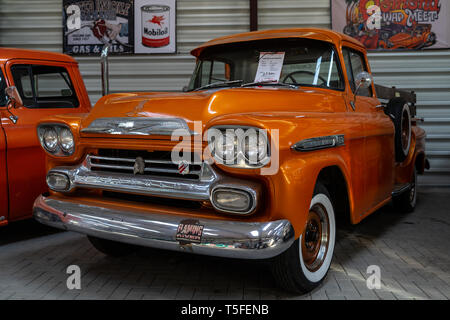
[207,125,271,169]
[37,123,75,156]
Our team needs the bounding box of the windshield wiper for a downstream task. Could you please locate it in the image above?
[241,81,299,89]
[191,80,244,91]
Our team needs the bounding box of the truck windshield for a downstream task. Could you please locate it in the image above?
[188,38,344,91]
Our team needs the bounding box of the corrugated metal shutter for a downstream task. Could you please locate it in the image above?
[0,0,448,186]
[258,0,331,29]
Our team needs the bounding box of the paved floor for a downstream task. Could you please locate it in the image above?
[0,188,449,300]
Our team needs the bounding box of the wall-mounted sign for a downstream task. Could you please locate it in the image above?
[63,0,176,55]
[135,0,177,53]
[331,0,450,50]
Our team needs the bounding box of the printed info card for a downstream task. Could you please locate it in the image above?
[254,52,285,83]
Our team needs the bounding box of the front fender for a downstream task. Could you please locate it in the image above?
[268,149,353,238]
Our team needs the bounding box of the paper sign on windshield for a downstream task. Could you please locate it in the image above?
[254,52,285,83]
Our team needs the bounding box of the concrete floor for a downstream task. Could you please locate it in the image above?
[0,187,449,300]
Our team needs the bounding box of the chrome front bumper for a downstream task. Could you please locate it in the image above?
[33,195,295,260]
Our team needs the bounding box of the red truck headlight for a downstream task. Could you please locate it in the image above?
[37,124,75,156]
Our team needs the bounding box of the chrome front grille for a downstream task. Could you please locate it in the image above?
[46,150,261,213]
[88,149,202,180]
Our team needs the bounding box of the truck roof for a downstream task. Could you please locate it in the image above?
[191,28,365,57]
[0,48,77,64]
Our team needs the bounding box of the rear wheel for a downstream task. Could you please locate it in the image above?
[88,236,137,257]
[270,182,336,293]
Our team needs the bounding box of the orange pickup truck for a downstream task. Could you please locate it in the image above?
[0,48,91,226]
[33,28,427,293]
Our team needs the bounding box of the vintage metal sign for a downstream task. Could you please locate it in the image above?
[331,0,450,50]
[63,0,176,55]
[63,0,134,55]
[134,0,177,53]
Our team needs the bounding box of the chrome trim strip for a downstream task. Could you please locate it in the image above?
[81,117,194,136]
[33,195,295,260]
[291,134,345,152]
[90,155,176,165]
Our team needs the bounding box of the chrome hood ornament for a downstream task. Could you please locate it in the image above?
[133,157,145,175]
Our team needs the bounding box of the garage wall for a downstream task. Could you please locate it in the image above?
[0,0,449,186]
[0,0,250,101]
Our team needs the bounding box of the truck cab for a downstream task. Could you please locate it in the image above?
[0,48,91,226]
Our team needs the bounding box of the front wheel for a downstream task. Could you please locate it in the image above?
[270,182,336,293]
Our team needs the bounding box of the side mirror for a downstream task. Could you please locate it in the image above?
[4,86,22,124]
[350,72,373,110]
[355,71,373,90]
[5,86,23,107]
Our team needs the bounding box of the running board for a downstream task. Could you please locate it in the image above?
[392,183,411,197]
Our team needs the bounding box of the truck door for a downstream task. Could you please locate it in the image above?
[1,61,83,222]
[0,67,9,225]
[342,46,395,214]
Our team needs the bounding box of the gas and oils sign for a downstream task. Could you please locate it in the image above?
[331,0,450,50]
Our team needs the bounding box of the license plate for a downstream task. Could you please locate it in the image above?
[176,220,204,244]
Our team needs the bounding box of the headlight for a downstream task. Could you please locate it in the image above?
[207,126,270,168]
[243,129,268,163]
[214,131,238,163]
[59,127,74,153]
[43,128,58,152]
[37,124,75,156]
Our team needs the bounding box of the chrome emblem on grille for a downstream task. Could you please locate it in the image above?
[178,161,190,175]
[133,157,145,175]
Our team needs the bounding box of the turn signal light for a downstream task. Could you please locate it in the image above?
[46,172,70,192]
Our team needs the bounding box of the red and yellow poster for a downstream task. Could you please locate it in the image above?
[331,0,450,50]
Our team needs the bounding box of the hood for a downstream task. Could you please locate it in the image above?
[81,87,344,134]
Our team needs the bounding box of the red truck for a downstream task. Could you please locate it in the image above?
[0,48,91,226]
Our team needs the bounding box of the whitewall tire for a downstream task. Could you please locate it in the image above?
[270,182,336,293]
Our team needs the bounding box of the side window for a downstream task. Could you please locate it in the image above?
[281,49,344,90]
[10,64,79,108]
[0,68,7,106]
[343,48,372,97]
